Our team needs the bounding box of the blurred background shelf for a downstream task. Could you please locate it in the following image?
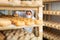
[43,0,60,40]
[43,11,60,15]
[0,25,41,30]
[43,0,60,3]
[43,27,60,40]
[0,0,43,7]
[43,21,60,30]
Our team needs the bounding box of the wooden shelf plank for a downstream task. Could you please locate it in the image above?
[0,6,39,10]
[0,25,41,30]
[0,19,43,30]
[43,21,60,30]
[43,27,60,40]
[43,0,60,2]
[0,5,43,11]
[0,1,43,7]
[43,11,60,15]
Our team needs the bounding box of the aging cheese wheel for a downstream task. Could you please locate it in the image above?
[34,20,41,25]
[0,18,11,27]
[24,18,34,26]
[0,32,5,40]
[25,21,31,26]
[30,33,35,38]
[15,20,25,26]
[24,34,31,40]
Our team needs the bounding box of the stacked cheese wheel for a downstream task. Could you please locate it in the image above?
[2,29,37,40]
[0,16,41,27]
[0,18,11,27]
[11,17,41,26]
[0,32,5,40]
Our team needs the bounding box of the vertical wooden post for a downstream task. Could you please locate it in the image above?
[39,6,43,40]
[33,9,39,37]
[32,0,43,40]
[33,27,39,37]
[33,7,43,40]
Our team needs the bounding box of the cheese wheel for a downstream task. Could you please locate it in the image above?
[11,19,17,24]
[24,18,34,26]
[0,32,5,40]
[31,37,37,40]
[34,20,41,25]
[30,33,35,38]
[25,21,31,26]
[19,36,24,40]
[15,20,25,26]
[0,18,11,27]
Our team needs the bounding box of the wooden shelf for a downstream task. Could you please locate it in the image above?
[0,25,41,30]
[0,1,43,7]
[43,0,60,2]
[0,4,43,7]
[43,21,60,30]
[0,5,43,11]
[43,11,60,15]
[0,0,43,39]
[0,19,43,30]
[43,27,60,40]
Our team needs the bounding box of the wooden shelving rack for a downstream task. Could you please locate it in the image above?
[0,0,43,40]
[43,27,60,40]
[43,0,60,40]
[43,11,60,15]
[44,21,60,30]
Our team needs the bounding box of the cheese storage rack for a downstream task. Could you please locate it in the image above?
[0,5,43,30]
[44,21,60,30]
[43,26,60,40]
[0,0,43,40]
[43,0,60,40]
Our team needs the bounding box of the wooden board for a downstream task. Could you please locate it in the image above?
[0,24,42,30]
[43,21,60,30]
[43,0,60,2]
[43,11,60,15]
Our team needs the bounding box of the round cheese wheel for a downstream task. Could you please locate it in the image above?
[0,32,5,40]
[25,21,31,26]
[0,18,11,27]
[34,20,41,25]
[15,20,25,26]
